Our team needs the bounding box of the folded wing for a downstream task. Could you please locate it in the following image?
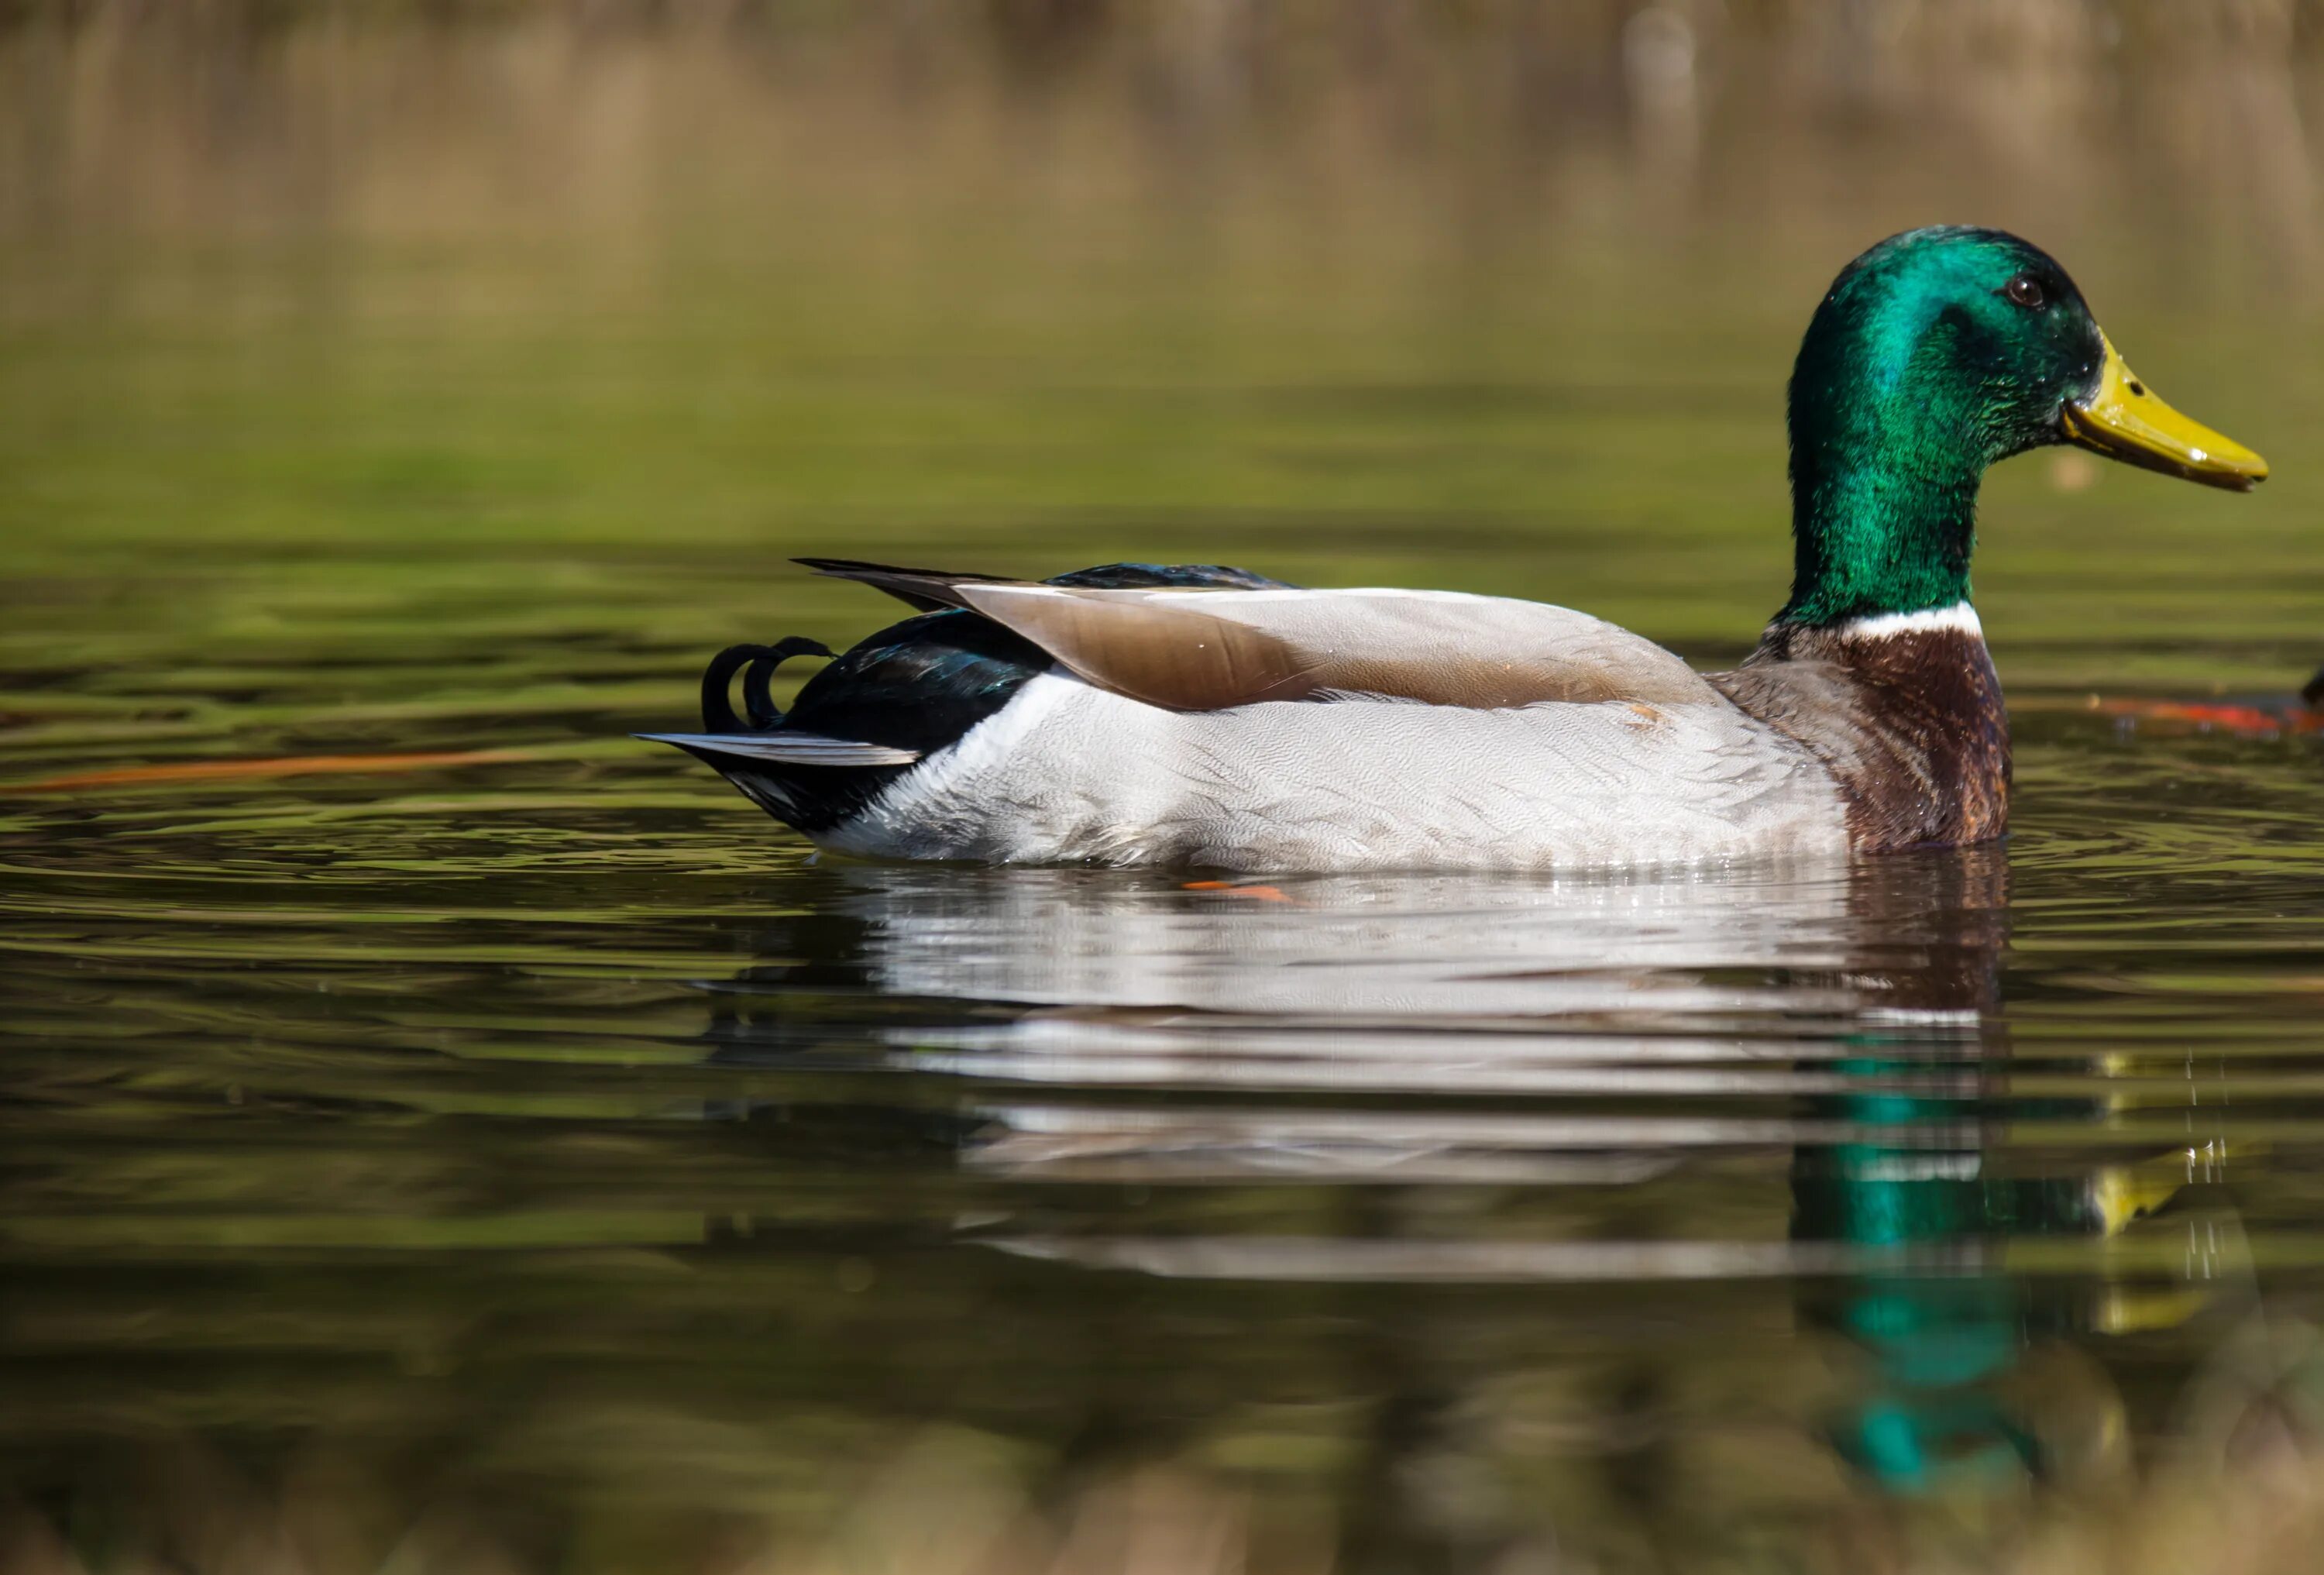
[951,585,1717,713]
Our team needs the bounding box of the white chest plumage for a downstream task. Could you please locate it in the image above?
[819,670,1852,872]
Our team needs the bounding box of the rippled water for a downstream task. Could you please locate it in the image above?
[8,555,2324,1570]
[9,10,2324,1572]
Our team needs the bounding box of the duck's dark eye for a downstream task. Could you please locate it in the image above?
[2003,273,2047,310]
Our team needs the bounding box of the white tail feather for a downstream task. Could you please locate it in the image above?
[636,732,921,767]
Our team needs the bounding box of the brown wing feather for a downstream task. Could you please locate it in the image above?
[956,585,1717,713]
[956,585,1318,710]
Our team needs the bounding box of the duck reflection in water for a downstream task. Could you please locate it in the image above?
[700,848,2242,1537]
[1783,854,2231,1499]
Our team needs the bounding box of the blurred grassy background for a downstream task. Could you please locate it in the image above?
[1,0,2318,669]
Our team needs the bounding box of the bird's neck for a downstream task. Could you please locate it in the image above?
[1780,435,1982,630]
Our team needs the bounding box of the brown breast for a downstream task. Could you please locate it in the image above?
[1708,621,2010,854]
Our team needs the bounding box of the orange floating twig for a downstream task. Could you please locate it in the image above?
[1181,879,1298,904]
[10,749,527,793]
[2094,697,2324,738]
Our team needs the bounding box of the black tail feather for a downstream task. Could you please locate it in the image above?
[700,638,834,731]
[663,559,1301,835]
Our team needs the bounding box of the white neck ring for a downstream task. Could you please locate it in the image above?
[1832,602,1984,641]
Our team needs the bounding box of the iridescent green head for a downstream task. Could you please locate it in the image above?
[1781,226,2265,628]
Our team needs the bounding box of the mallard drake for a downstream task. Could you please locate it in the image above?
[645,226,2265,871]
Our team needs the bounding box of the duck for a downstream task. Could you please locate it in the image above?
[643,226,2266,872]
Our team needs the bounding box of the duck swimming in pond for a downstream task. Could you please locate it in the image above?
[644,226,2266,872]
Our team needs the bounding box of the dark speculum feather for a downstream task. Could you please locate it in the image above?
[1049,561,1291,591]
[796,555,1294,613]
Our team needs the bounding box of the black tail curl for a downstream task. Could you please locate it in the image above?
[700,638,834,731]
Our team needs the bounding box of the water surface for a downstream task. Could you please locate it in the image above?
[5,10,2324,1573]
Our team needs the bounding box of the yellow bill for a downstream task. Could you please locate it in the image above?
[2061,333,2267,490]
